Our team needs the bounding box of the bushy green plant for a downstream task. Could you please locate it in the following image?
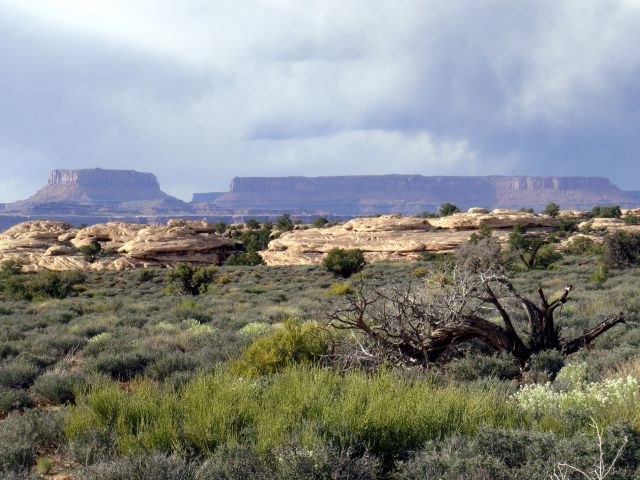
[528,349,565,379]
[1,270,85,301]
[447,354,521,381]
[167,264,217,296]
[543,202,561,217]
[0,259,23,276]
[591,263,610,287]
[512,373,640,430]
[233,321,329,376]
[214,221,228,234]
[94,351,152,381]
[245,218,261,230]
[195,445,271,480]
[272,442,379,480]
[603,231,640,269]
[0,388,33,414]
[0,411,63,475]
[276,214,294,232]
[145,353,199,381]
[32,370,84,404]
[623,213,640,225]
[592,205,623,219]
[0,361,40,389]
[78,241,102,263]
[565,236,602,255]
[322,248,366,277]
[224,251,265,266]
[313,217,329,228]
[36,457,54,475]
[327,282,354,296]
[439,202,460,216]
[77,454,193,480]
[65,367,520,463]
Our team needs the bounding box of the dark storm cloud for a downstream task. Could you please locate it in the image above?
[0,0,639,201]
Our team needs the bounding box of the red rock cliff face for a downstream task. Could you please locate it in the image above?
[211,175,635,213]
[30,169,168,203]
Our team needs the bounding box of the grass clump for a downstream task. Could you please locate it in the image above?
[65,367,522,463]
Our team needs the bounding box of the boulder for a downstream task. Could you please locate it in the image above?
[467,207,489,214]
[0,219,235,271]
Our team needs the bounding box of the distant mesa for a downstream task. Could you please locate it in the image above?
[5,168,190,215]
[1,170,639,233]
[34,168,168,202]
[198,175,639,214]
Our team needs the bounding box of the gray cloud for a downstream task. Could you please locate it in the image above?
[0,0,639,202]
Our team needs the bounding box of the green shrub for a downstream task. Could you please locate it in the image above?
[233,321,329,376]
[36,457,54,475]
[0,259,23,275]
[322,248,366,277]
[32,370,84,404]
[439,202,461,216]
[447,354,521,381]
[145,353,199,381]
[543,202,560,217]
[272,443,379,480]
[565,236,601,255]
[66,367,521,463]
[94,351,152,381]
[224,252,265,266]
[0,388,34,414]
[533,244,563,269]
[276,214,294,232]
[623,213,640,225]
[513,373,640,431]
[313,217,329,228]
[167,264,217,296]
[244,218,260,229]
[1,270,85,301]
[0,411,63,474]
[327,282,354,296]
[77,454,193,480]
[194,445,271,480]
[592,205,623,219]
[603,231,640,269]
[213,221,227,234]
[528,349,565,379]
[591,263,609,287]
[79,241,102,263]
[0,361,40,389]
[136,269,155,283]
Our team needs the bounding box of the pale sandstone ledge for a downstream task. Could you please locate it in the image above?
[261,210,640,266]
[0,220,234,272]
[2,210,639,271]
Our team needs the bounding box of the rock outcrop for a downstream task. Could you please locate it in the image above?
[261,211,558,266]
[0,220,235,272]
[261,210,640,266]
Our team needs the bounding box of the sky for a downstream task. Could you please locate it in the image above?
[0,0,639,202]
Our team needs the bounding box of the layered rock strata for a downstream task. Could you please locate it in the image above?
[0,220,234,272]
[204,175,637,213]
[260,209,639,266]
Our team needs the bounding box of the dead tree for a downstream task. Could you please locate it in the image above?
[328,264,625,369]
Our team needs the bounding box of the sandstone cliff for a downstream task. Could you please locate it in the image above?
[7,168,190,214]
[203,175,636,214]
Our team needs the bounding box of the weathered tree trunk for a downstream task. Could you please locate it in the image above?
[329,274,625,370]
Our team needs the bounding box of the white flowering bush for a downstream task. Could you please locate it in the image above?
[513,363,640,427]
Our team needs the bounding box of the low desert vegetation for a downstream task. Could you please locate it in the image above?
[0,219,640,478]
